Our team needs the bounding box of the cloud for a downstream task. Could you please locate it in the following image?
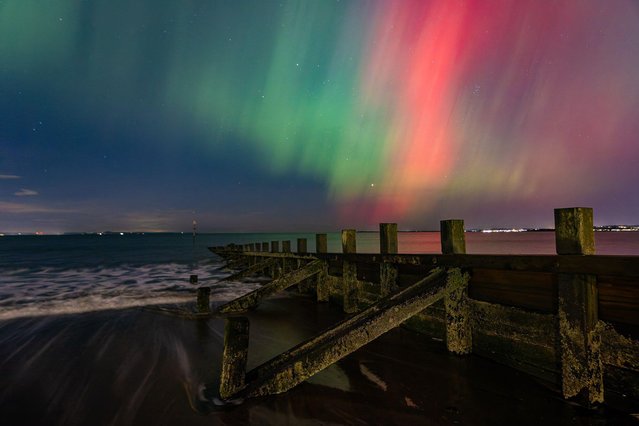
[14,188,39,196]
[0,201,74,214]
[0,174,21,179]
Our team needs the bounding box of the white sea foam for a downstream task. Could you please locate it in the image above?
[0,260,262,320]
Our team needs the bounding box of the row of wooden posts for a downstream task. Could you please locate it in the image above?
[208,208,620,405]
[231,221,459,256]
[233,206,593,257]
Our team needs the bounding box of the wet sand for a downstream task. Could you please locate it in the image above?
[0,293,636,425]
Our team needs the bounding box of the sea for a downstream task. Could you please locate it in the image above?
[1,231,639,321]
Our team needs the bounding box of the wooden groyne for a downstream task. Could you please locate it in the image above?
[206,207,639,411]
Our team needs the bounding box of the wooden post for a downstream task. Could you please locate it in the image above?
[248,244,256,266]
[262,242,269,252]
[555,207,603,404]
[342,230,356,254]
[297,238,307,254]
[295,238,308,289]
[315,233,327,254]
[196,287,210,314]
[219,317,250,400]
[316,234,329,302]
[440,219,472,354]
[555,208,595,255]
[342,229,358,313]
[270,241,282,278]
[190,274,198,284]
[281,241,291,274]
[441,219,466,254]
[379,223,398,296]
[380,223,398,254]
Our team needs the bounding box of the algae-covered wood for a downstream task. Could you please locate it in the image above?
[226,268,466,399]
[218,260,324,313]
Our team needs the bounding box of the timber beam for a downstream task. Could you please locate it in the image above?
[218,260,325,313]
[217,267,468,400]
[218,259,277,282]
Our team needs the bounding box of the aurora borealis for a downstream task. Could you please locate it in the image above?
[1,0,639,233]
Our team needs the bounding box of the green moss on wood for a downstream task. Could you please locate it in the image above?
[600,322,639,371]
[237,268,454,398]
[219,317,250,399]
[445,268,472,354]
[219,260,324,313]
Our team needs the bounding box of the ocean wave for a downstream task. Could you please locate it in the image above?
[0,260,262,320]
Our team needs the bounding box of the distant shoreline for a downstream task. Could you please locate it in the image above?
[2,225,639,237]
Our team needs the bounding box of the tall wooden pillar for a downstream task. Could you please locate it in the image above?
[270,241,281,278]
[196,287,211,314]
[441,219,472,355]
[281,240,291,274]
[379,223,398,297]
[315,234,329,302]
[315,233,327,254]
[342,229,358,313]
[219,317,250,400]
[555,207,603,404]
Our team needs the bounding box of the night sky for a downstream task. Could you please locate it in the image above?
[2,1,639,233]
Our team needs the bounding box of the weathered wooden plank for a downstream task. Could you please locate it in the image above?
[217,260,324,313]
[228,268,463,399]
[472,300,556,349]
[469,269,557,312]
[219,258,276,282]
[312,253,639,278]
[473,331,559,385]
[472,300,558,385]
[214,250,639,338]
[598,276,639,327]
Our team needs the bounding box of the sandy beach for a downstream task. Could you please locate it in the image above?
[0,292,636,425]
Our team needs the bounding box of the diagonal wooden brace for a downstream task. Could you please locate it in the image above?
[218,260,324,313]
[216,268,467,400]
[218,258,276,282]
